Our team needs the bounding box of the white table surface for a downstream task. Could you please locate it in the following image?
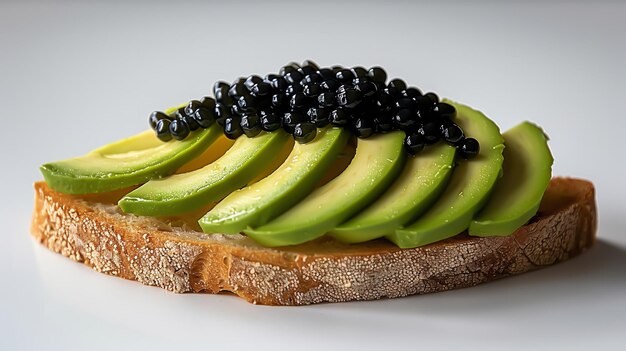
[1,1,625,350]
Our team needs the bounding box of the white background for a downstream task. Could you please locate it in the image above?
[1,1,625,350]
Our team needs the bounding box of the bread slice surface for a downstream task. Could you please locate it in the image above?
[30,177,597,305]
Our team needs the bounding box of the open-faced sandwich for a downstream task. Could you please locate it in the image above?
[32,61,597,305]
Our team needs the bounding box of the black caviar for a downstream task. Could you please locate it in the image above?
[148,60,479,158]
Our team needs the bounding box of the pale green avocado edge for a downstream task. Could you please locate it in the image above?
[243,131,406,247]
[198,127,351,234]
[39,103,220,194]
[330,142,457,243]
[118,130,291,216]
[468,121,553,236]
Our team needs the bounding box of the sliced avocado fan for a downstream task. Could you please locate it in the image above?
[331,141,456,243]
[118,130,291,216]
[469,121,553,236]
[244,131,406,247]
[389,101,505,248]
[40,104,221,194]
[199,127,350,234]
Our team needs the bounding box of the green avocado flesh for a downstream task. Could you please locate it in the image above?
[469,122,553,236]
[118,130,291,216]
[40,105,221,194]
[388,101,505,248]
[331,142,456,243]
[198,127,350,234]
[244,131,406,247]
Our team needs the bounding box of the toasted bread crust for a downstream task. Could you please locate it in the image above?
[30,178,596,305]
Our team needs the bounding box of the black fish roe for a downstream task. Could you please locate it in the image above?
[231,104,245,117]
[368,67,387,84]
[329,108,350,126]
[302,60,319,71]
[293,123,317,143]
[260,110,282,132]
[282,111,305,134]
[169,119,190,140]
[435,102,456,119]
[393,109,417,129]
[320,79,339,92]
[441,123,463,144]
[419,121,442,145]
[459,137,480,159]
[200,96,216,110]
[302,73,323,85]
[251,82,271,97]
[303,83,321,97]
[271,93,287,109]
[155,119,172,141]
[298,65,317,77]
[148,60,479,156]
[194,107,215,128]
[237,95,256,112]
[240,112,262,137]
[335,69,356,83]
[269,76,287,92]
[307,107,330,128]
[425,92,439,104]
[181,114,200,131]
[354,81,377,98]
[228,82,247,98]
[404,133,425,155]
[317,92,336,108]
[375,114,394,133]
[184,100,202,116]
[402,87,422,99]
[214,103,228,126]
[388,79,407,91]
[224,117,243,139]
[289,93,308,111]
[245,75,263,90]
[352,66,368,78]
[285,84,303,96]
[353,118,375,138]
[149,111,170,129]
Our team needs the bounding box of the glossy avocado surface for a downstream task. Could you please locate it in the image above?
[469,121,553,236]
[244,131,406,247]
[199,127,350,234]
[40,104,221,194]
[389,101,505,248]
[331,141,456,243]
[119,130,292,216]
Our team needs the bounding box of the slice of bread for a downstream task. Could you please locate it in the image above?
[30,177,596,305]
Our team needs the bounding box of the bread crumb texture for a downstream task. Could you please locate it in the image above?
[30,178,596,305]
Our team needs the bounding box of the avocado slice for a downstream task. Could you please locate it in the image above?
[244,131,406,247]
[175,135,235,174]
[118,130,291,216]
[389,101,505,248]
[40,104,221,194]
[331,142,456,243]
[199,127,350,234]
[469,122,553,236]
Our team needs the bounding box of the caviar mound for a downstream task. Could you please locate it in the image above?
[148,60,479,159]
